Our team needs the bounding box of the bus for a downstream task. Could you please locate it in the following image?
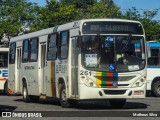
[8,19,147,108]
[147,41,160,97]
[0,48,9,94]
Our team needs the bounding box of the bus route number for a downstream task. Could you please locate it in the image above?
[80,70,91,76]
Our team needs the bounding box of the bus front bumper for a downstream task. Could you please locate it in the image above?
[78,83,146,99]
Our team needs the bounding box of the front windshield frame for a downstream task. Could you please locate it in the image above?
[81,34,146,72]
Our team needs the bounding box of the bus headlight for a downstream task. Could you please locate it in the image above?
[132,78,145,87]
[82,77,97,87]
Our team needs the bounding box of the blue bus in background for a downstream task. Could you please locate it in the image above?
[147,41,160,97]
[0,48,9,95]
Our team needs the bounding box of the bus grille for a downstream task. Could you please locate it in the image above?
[103,90,126,95]
[118,76,136,81]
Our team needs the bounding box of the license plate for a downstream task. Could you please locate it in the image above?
[134,90,144,95]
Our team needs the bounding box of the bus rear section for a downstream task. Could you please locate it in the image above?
[147,41,160,97]
[0,48,10,95]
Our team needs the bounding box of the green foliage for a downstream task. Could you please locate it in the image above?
[0,0,160,46]
[141,19,160,41]
[123,7,160,41]
[0,0,41,44]
[41,0,121,27]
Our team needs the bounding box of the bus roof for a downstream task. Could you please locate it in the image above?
[10,19,142,43]
[0,48,9,52]
[10,27,54,42]
[147,41,160,48]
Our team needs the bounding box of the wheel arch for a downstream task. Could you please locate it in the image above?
[57,77,66,98]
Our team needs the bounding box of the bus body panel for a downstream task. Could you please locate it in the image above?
[147,68,160,90]
[78,68,146,99]
[78,83,146,99]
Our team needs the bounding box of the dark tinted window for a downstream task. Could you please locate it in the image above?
[59,31,69,59]
[0,52,8,67]
[9,42,16,64]
[148,49,160,66]
[22,39,29,63]
[47,34,57,60]
[30,38,38,62]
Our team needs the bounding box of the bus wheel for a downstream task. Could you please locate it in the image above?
[109,99,126,108]
[22,82,30,103]
[60,84,71,108]
[152,81,160,97]
[4,81,14,96]
[29,95,39,103]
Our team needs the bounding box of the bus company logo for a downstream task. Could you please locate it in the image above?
[2,112,11,117]
[109,64,115,71]
[113,83,117,87]
[0,70,8,77]
[2,112,43,118]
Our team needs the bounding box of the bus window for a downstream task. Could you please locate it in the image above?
[59,31,69,59]
[148,49,160,66]
[30,38,38,62]
[47,34,57,60]
[9,42,16,64]
[22,39,29,63]
[0,52,8,67]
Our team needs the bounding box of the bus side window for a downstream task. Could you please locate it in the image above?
[22,39,29,63]
[148,49,160,66]
[30,38,38,62]
[47,34,57,60]
[9,42,16,64]
[59,31,69,59]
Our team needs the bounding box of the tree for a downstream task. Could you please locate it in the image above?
[123,7,141,20]
[79,0,121,19]
[0,0,41,46]
[43,0,121,27]
[123,7,160,41]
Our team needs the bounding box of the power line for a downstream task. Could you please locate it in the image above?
[120,8,160,11]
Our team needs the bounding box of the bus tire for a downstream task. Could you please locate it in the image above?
[4,81,14,96]
[60,84,71,108]
[152,81,160,97]
[22,82,30,103]
[29,95,39,103]
[109,99,126,108]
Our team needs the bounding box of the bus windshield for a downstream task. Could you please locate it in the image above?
[0,52,8,68]
[81,35,145,72]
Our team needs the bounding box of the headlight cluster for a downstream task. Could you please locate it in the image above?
[81,76,97,87]
[132,78,145,87]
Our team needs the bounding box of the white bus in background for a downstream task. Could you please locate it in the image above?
[8,19,147,108]
[147,41,160,97]
[0,48,10,95]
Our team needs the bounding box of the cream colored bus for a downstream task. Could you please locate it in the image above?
[8,19,147,108]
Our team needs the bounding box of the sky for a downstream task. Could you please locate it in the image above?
[29,0,160,20]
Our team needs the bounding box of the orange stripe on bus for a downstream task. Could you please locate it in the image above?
[0,78,7,81]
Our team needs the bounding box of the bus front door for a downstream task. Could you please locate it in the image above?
[40,43,47,96]
[71,37,79,97]
[16,48,22,93]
